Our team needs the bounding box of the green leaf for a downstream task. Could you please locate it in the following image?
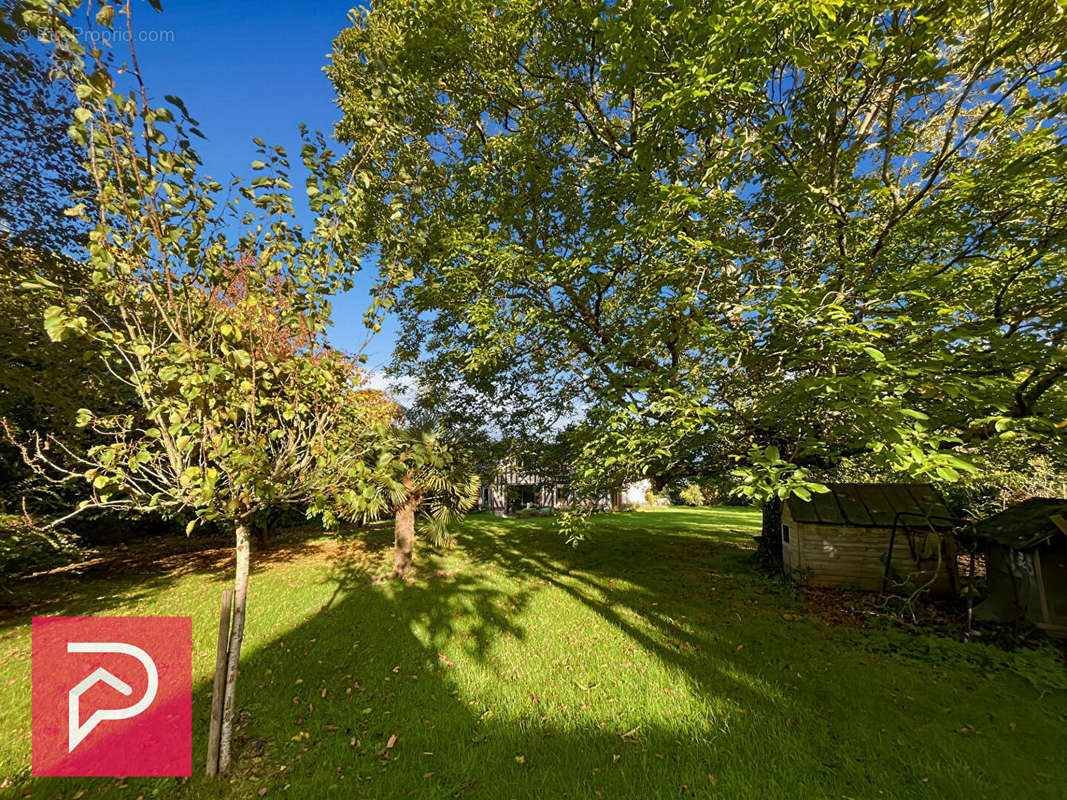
[164,94,189,118]
[943,455,976,472]
[935,466,960,482]
[43,306,67,342]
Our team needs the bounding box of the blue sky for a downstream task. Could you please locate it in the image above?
[124,0,396,372]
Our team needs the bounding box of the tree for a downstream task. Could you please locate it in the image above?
[17,0,383,773]
[362,425,478,579]
[0,7,86,257]
[329,0,1067,547]
[0,15,108,509]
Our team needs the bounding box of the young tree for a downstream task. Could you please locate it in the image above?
[17,0,383,773]
[328,0,1067,547]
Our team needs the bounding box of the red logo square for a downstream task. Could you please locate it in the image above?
[32,616,192,777]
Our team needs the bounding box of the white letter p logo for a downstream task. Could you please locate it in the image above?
[68,642,159,752]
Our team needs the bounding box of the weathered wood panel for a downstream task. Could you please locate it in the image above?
[790,522,956,593]
[781,506,802,572]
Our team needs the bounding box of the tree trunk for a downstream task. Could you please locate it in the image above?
[218,521,251,774]
[758,497,784,568]
[391,496,418,579]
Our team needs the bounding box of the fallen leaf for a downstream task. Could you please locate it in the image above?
[386,733,398,749]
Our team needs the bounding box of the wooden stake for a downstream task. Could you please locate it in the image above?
[206,587,233,777]
[219,523,251,774]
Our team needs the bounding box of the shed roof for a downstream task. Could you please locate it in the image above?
[969,498,1067,550]
[784,483,955,529]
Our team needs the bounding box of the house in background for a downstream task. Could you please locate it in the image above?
[479,464,566,515]
[781,483,958,593]
[969,498,1067,635]
[478,464,650,516]
[620,480,652,508]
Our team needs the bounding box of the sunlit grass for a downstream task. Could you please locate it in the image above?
[1,507,1065,799]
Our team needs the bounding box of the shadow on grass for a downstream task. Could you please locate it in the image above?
[449,508,775,688]
[175,522,799,800]
[199,512,1067,799]
[0,523,386,629]
[9,508,1067,799]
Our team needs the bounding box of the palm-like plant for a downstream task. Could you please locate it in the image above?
[362,426,479,579]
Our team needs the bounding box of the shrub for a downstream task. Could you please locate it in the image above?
[0,514,82,577]
[679,482,705,507]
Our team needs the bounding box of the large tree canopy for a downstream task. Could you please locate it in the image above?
[0,22,107,506]
[329,0,1067,517]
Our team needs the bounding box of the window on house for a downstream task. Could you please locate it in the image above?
[782,524,790,544]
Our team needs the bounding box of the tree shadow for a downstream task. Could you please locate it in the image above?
[8,509,1067,799]
[0,523,380,630]
[181,534,786,799]
[450,509,779,687]
[201,512,1067,798]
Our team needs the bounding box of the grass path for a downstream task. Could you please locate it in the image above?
[1,507,1065,799]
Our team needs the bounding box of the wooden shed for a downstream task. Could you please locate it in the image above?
[968,498,1067,635]
[781,483,958,593]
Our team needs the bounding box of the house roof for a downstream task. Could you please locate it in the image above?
[969,498,1067,550]
[784,483,955,530]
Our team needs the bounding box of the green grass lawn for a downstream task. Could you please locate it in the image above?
[2,507,1065,799]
